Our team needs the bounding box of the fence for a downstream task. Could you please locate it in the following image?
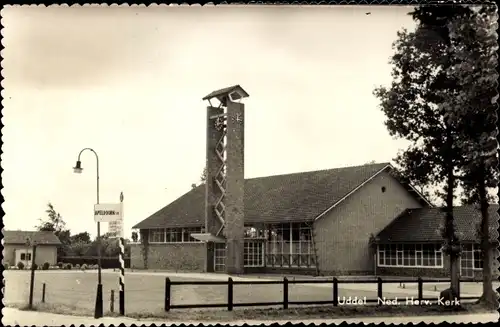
[164,277,481,311]
[58,256,131,269]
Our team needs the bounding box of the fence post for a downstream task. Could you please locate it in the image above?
[110,290,115,313]
[42,283,46,303]
[417,277,423,303]
[164,277,171,312]
[333,278,338,306]
[377,277,382,305]
[228,277,233,311]
[283,277,289,309]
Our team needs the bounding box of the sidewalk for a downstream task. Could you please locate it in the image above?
[2,307,498,326]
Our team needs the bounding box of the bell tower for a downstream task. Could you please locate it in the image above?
[192,85,248,274]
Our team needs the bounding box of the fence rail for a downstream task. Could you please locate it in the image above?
[164,277,480,311]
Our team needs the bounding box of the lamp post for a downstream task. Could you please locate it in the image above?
[73,148,103,319]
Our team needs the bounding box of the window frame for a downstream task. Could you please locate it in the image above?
[148,227,205,243]
[377,243,444,269]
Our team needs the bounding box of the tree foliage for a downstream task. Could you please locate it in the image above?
[36,203,71,256]
[35,203,129,259]
[373,5,487,296]
[70,232,92,244]
[200,167,207,183]
[131,231,138,243]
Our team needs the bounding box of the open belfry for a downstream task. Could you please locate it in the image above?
[192,85,248,274]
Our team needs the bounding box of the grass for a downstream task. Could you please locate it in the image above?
[4,270,491,321]
[10,301,495,321]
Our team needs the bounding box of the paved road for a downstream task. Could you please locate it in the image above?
[2,307,498,326]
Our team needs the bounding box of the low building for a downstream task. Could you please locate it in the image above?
[131,162,433,275]
[376,205,499,280]
[2,230,61,268]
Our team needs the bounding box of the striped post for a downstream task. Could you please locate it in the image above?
[119,191,125,315]
[119,236,125,315]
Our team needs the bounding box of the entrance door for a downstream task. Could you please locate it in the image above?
[214,243,226,272]
[15,249,33,268]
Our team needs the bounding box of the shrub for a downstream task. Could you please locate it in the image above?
[81,264,87,270]
[4,263,9,270]
[32,263,38,270]
[75,264,80,269]
[17,262,25,270]
[42,262,50,270]
[57,262,63,269]
[65,263,72,270]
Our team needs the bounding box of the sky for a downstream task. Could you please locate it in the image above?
[1,4,419,239]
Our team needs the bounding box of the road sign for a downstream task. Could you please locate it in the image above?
[94,203,122,223]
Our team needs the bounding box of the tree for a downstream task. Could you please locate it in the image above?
[200,167,207,183]
[66,241,91,256]
[191,167,208,188]
[440,5,499,308]
[373,5,475,296]
[131,231,138,243]
[70,232,92,244]
[36,203,71,257]
[36,203,66,232]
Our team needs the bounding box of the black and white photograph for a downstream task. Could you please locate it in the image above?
[1,3,499,326]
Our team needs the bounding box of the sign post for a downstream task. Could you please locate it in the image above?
[118,191,125,316]
[27,238,38,310]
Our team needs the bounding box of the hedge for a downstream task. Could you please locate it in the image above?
[58,256,131,269]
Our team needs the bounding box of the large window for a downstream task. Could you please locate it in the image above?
[149,228,165,243]
[265,222,315,268]
[244,240,264,267]
[378,244,443,268]
[462,243,483,270]
[148,227,205,243]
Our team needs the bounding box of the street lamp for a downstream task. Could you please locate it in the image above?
[73,148,103,319]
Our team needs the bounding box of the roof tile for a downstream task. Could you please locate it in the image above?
[134,163,391,229]
[3,230,62,245]
[376,205,500,243]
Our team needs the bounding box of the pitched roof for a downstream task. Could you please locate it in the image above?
[3,230,62,245]
[134,162,400,229]
[376,205,500,243]
[202,85,249,102]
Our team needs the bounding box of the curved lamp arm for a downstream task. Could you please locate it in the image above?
[73,148,99,204]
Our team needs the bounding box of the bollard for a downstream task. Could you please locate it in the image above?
[42,283,46,303]
[110,290,115,313]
